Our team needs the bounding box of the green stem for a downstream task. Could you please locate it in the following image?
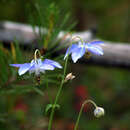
[74,99,97,130]
[71,36,84,44]
[48,57,68,130]
[34,49,41,60]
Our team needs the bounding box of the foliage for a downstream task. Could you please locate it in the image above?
[0,0,130,130]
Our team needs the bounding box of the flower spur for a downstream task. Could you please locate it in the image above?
[10,50,62,76]
[64,40,104,63]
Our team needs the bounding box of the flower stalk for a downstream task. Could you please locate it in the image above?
[48,55,69,130]
[34,49,42,61]
[74,99,104,130]
[71,36,84,44]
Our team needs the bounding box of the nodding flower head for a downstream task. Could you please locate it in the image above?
[10,49,62,76]
[94,107,105,118]
[74,99,105,130]
[64,39,104,63]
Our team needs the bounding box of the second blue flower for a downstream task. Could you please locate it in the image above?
[64,41,104,63]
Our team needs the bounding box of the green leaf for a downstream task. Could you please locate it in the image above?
[45,104,60,114]
[54,104,60,109]
[45,104,53,114]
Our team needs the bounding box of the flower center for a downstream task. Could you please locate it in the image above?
[78,42,85,48]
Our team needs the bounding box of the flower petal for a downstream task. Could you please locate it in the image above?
[10,64,23,67]
[86,44,104,55]
[18,63,31,75]
[29,65,35,74]
[64,44,78,60]
[40,63,55,70]
[89,41,104,45]
[43,59,62,68]
[71,47,86,63]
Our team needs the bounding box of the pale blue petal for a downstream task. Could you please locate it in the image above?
[29,65,35,74]
[43,59,62,68]
[86,45,104,55]
[40,63,55,70]
[18,63,31,75]
[37,59,43,65]
[71,47,86,63]
[10,64,23,67]
[64,44,78,60]
[89,41,104,45]
[30,59,35,66]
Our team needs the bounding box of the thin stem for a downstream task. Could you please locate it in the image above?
[74,99,97,130]
[82,99,97,108]
[34,49,41,60]
[71,36,84,44]
[48,56,69,130]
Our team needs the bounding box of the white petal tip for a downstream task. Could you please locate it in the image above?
[73,60,77,63]
[100,52,104,55]
[18,72,23,76]
[18,69,27,76]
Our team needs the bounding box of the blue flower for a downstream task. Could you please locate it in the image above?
[10,59,62,76]
[64,41,104,63]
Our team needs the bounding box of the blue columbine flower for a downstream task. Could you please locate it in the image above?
[10,59,62,76]
[64,41,104,63]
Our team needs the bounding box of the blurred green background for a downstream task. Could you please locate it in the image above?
[0,0,130,130]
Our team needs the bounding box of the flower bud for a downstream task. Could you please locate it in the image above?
[94,107,105,118]
[64,73,75,82]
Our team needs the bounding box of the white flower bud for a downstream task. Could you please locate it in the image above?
[94,107,105,118]
[64,73,75,82]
